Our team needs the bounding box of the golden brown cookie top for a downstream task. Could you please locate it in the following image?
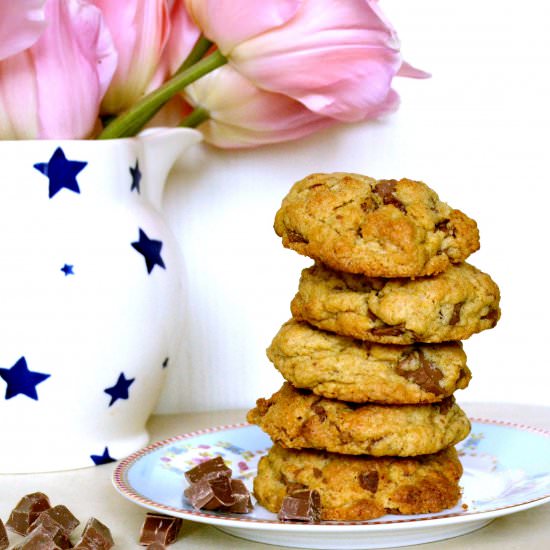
[268,319,471,403]
[274,173,480,277]
[291,262,500,344]
[247,382,471,457]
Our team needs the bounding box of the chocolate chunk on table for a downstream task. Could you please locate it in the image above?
[27,514,72,550]
[30,504,80,536]
[0,519,8,550]
[146,543,167,550]
[278,489,322,523]
[139,513,182,546]
[184,456,232,484]
[11,524,62,550]
[6,492,52,535]
[73,517,114,549]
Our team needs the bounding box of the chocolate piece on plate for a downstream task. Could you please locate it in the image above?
[221,479,253,514]
[11,524,62,550]
[184,476,236,510]
[6,492,52,535]
[27,514,72,550]
[0,519,9,550]
[278,489,322,523]
[139,513,182,546]
[74,517,114,549]
[184,456,232,484]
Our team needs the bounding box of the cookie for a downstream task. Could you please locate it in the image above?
[267,320,471,403]
[274,173,479,277]
[291,262,500,344]
[254,443,463,520]
[247,382,471,456]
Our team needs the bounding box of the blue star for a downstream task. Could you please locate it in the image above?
[162,357,169,368]
[0,357,50,400]
[104,372,135,407]
[130,160,141,193]
[131,228,166,274]
[34,147,87,198]
[61,264,74,276]
[90,447,116,466]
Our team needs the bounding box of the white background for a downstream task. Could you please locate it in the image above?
[158,1,550,412]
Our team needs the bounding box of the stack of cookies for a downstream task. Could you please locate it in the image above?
[247,173,500,521]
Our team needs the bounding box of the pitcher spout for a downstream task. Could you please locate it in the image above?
[138,127,202,209]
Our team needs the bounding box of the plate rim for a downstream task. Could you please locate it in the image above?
[112,417,550,533]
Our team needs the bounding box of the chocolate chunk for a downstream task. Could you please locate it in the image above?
[146,544,166,550]
[481,308,499,323]
[0,519,8,550]
[438,396,454,415]
[11,525,61,550]
[374,180,406,213]
[286,229,309,244]
[395,350,444,395]
[184,476,235,510]
[139,513,181,546]
[449,302,463,325]
[278,489,321,523]
[371,324,406,337]
[7,492,52,535]
[30,505,80,536]
[27,515,72,550]
[311,403,327,422]
[184,456,232,484]
[221,480,253,514]
[359,471,379,493]
[74,517,114,550]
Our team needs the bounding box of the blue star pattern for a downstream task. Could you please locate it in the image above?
[0,357,50,400]
[131,228,166,274]
[61,263,74,276]
[104,372,135,406]
[34,147,87,198]
[90,447,116,466]
[130,160,141,193]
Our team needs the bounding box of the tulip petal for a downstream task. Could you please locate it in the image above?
[92,0,171,114]
[0,0,46,60]
[185,0,301,53]
[184,66,335,148]
[34,0,117,138]
[229,0,408,121]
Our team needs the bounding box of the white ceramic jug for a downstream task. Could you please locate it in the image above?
[0,128,201,473]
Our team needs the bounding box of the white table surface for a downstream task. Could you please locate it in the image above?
[1,402,548,549]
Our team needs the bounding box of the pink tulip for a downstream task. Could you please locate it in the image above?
[185,0,428,122]
[91,0,172,115]
[182,65,337,148]
[0,0,117,140]
[0,0,47,60]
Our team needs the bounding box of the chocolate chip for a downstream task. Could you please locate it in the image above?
[184,456,232,484]
[435,219,451,233]
[395,350,444,395]
[286,229,309,244]
[311,403,327,422]
[481,308,499,323]
[438,396,454,415]
[359,471,379,493]
[0,520,8,550]
[360,196,377,213]
[7,492,51,535]
[374,180,407,213]
[74,517,114,550]
[449,303,463,325]
[371,324,406,337]
[312,468,323,479]
[139,513,182,546]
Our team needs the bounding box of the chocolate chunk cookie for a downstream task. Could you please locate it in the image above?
[247,383,471,457]
[291,262,500,344]
[268,320,471,403]
[254,443,463,521]
[274,173,479,277]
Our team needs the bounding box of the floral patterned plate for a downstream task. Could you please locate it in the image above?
[112,420,550,549]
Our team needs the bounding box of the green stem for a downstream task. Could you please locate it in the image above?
[176,35,213,75]
[180,106,210,128]
[99,50,227,139]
